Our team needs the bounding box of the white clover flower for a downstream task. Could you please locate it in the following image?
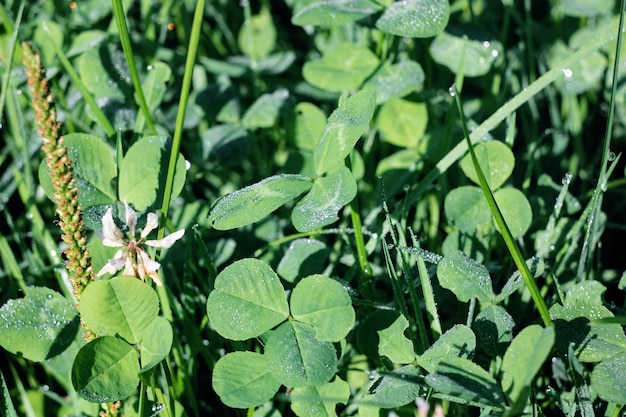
[96,202,185,286]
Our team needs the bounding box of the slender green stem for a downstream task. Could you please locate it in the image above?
[0,0,23,121]
[402,16,620,210]
[577,0,625,280]
[42,23,115,137]
[452,87,553,327]
[111,0,156,135]
[158,0,204,231]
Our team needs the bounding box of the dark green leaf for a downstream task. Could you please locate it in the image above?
[206,258,289,340]
[265,321,337,387]
[426,357,505,409]
[0,287,79,362]
[79,276,160,344]
[208,174,313,230]
[212,351,281,408]
[71,336,139,403]
[314,90,376,175]
[376,0,449,38]
[292,166,357,232]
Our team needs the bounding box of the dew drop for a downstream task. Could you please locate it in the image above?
[147,65,153,71]
[448,85,457,97]
[608,151,616,161]
[600,180,608,192]
[562,68,573,79]
[562,172,573,185]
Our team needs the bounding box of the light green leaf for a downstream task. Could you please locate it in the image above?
[429,32,502,77]
[366,365,421,408]
[363,60,425,103]
[0,287,79,362]
[208,174,313,230]
[437,251,494,303]
[376,98,427,148]
[285,102,327,151]
[460,141,514,190]
[292,0,382,26]
[79,276,160,344]
[590,351,626,404]
[39,133,117,208]
[314,90,376,175]
[290,377,350,417]
[135,62,172,132]
[546,40,606,94]
[212,351,281,409]
[242,89,289,129]
[501,325,554,411]
[33,20,63,65]
[66,30,107,57]
[206,258,289,340]
[78,45,128,100]
[265,321,337,387]
[418,324,475,373]
[377,314,415,364]
[444,186,491,234]
[493,187,533,238]
[238,8,276,60]
[375,0,449,38]
[118,135,187,212]
[71,336,139,403]
[303,43,379,92]
[138,317,173,376]
[556,0,615,17]
[290,274,355,342]
[426,357,505,409]
[277,238,328,283]
[292,166,357,232]
[472,304,515,357]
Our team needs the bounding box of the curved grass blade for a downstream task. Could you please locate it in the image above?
[451,86,552,327]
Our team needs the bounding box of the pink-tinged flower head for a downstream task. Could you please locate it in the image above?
[96,202,185,286]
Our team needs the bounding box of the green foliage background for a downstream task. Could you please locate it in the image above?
[1,0,626,416]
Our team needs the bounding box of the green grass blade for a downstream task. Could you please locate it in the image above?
[451,86,553,327]
[111,0,156,135]
[577,0,626,280]
[157,0,204,231]
[402,16,621,210]
[0,0,24,123]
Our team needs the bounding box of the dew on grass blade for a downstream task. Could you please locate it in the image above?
[448,85,457,97]
[608,151,616,161]
[562,172,573,186]
[562,68,573,79]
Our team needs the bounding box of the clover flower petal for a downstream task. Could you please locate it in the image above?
[96,204,184,287]
[141,212,159,239]
[101,208,125,247]
[124,202,138,236]
[145,228,185,249]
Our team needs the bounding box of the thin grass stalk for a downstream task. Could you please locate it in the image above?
[402,17,621,211]
[158,0,204,232]
[577,0,626,280]
[451,86,553,327]
[111,0,156,135]
[0,0,23,121]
